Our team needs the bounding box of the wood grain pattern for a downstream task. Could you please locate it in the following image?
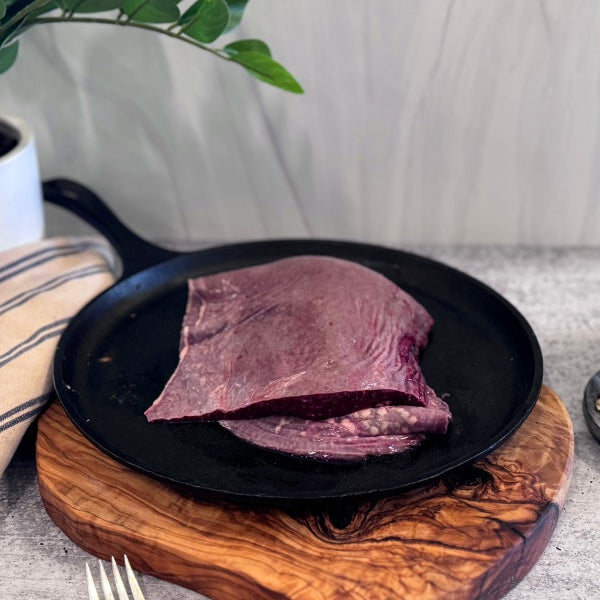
[36,386,573,600]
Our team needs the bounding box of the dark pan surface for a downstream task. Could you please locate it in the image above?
[54,239,543,503]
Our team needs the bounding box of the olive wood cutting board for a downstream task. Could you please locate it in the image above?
[36,385,573,600]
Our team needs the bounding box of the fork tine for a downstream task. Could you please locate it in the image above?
[123,555,146,600]
[98,560,116,600]
[111,556,130,600]
[86,556,146,600]
[85,563,101,600]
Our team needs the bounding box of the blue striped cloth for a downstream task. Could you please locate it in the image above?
[0,237,117,476]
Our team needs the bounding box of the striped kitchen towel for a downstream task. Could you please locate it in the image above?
[0,237,117,477]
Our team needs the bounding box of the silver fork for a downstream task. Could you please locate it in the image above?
[85,555,146,600]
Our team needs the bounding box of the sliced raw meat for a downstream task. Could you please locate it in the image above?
[145,255,435,422]
[221,424,425,460]
[221,386,451,460]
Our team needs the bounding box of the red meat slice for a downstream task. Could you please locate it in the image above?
[145,256,436,423]
[222,428,426,461]
[220,386,451,460]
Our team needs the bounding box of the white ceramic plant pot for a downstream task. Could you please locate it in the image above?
[0,115,44,252]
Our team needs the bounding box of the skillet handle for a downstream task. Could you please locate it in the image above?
[43,178,179,279]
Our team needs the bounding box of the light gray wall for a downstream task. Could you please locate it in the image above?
[2,0,599,246]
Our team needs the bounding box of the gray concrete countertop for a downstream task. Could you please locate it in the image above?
[2,245,599,599]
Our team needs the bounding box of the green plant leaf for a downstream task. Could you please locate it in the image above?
[2,0,28,20]
[224,38,270,57]
[28,0,60,17]
[1,0,23,12]
[179,0,229,43]
[123,0,179,23]
[229,51,303,93]
[0,41,18,73]
[2,0,55,26]
[223,0,246,31]
[0,0,7,20]
[64,0,126,13]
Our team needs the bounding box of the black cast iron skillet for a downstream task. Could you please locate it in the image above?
[43,179,543,505]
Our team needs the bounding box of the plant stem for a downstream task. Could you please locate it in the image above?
[0,0,54,36]
[122,0,149,24]
[32,15,228,59]
[67,0,88,19]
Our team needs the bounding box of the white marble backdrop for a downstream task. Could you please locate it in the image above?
[1,0,600,246]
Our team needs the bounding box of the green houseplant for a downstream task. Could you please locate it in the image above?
[0,0,302,249]
[0,0,303,93]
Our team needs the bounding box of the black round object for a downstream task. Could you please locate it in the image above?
[44,179,543,504]
[584,371,600,442]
